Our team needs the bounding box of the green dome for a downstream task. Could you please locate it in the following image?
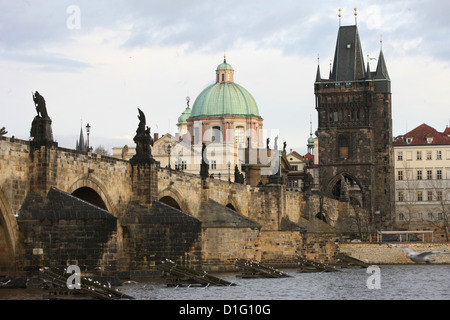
[177,107,191,124]
[189,82,261,120]
[217,61,233,71]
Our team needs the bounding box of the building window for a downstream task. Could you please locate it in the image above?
[437,191,443,201]
[334,111,338,122]
[398,191,404,202]
[438,212,443,220]
[235,126,245,146]
[212,126,221,142]
[427,191,433,201]
[417,191,423,201]
[291,165,298,171]
[397,171,403,181]
[427,170,433,180]
[338,135,350,159]
[417,170,422,180]
[417,151,422,160]
[437,169,442,180]
[211,160,217,170]
[426,151,432,160]
[428,212,433,220]
[437,150,442,160]
[398,213,405,221]
[397,152,403,161]
[418,212,423,221]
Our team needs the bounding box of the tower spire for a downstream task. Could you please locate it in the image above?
[315,54,322,82]
[354,8,358,25]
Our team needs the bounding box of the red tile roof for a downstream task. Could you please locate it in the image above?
[393,123,450,146]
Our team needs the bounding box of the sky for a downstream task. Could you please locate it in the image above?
[1,0,449,155]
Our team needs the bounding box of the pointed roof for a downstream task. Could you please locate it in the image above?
[76,127,85,151]
[330,25,366,81]
[315,64,322,83]
[374,49,390,80]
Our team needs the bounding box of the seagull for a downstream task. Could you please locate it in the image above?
[388,243,450,263]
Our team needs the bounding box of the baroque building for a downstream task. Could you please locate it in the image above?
[393,124,450,239]
[314,21,394,228]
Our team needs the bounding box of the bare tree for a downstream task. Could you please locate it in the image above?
[0,127,7,136]
[94,145,110,156]
[426,179,450,241]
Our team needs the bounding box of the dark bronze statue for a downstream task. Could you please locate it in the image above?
[200,143,209,179]
[234,164,244,184]
[130,108,154,164]
[33,91,49,118]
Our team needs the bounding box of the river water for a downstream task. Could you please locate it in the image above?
[1,264,448,300]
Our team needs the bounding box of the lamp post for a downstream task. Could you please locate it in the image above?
[86,123,91,152]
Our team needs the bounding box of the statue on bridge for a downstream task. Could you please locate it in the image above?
[30,91,54,145]
[130,108,154,164]
[33,91,49,119]
[234,164,244,184]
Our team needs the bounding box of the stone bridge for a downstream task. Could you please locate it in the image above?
[0,135,343,278]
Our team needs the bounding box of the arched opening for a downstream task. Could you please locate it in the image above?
[316,212,327,223]
[72,187,107,210]
[330,174,363,206]
[0,213,14,277]
[159,196,181,211]
[226,203,236,211]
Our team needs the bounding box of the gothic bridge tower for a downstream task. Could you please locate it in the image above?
[314,18,394,227]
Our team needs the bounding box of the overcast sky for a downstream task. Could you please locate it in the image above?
[1,0,449,154]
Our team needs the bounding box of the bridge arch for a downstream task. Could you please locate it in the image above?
[225,197,243,214]
[0,188,18,276]
[326,172,365,208]
[158,188,190,213]
[67,174,117,216]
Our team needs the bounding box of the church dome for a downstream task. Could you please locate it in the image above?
[216,60,233,71]
[177,106,191,124]
[189,59,261,120]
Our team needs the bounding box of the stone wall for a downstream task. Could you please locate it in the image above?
[201,227,260,272]
[17,188,118,276]
[340,242,450,264]
[120,201,202,274]
[259,230,303,266]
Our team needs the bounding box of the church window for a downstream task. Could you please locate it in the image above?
[235,126,245,146]
[222,74,224,82]
[212,126,221,142]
